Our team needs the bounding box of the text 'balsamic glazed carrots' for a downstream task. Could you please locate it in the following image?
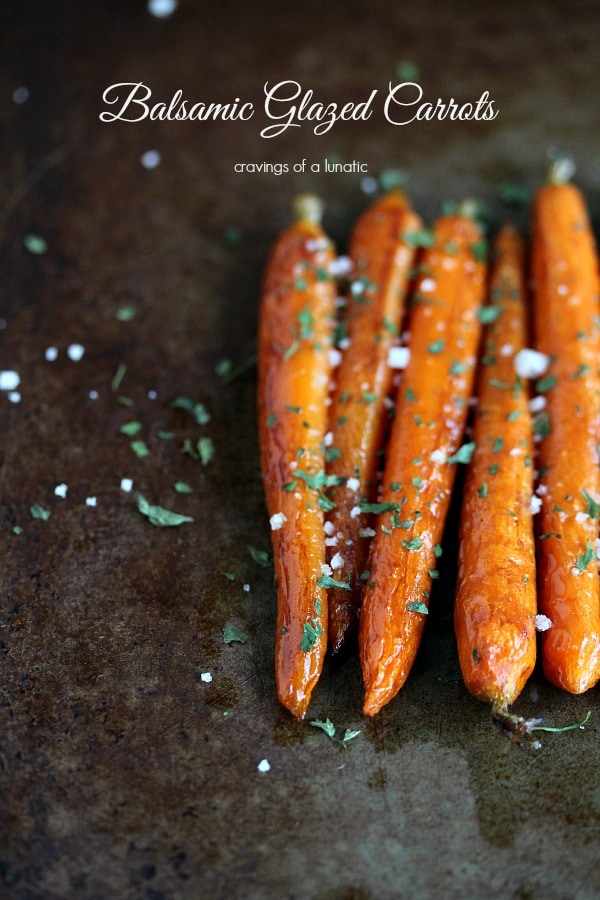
[257,195,337,719]
[531,161,600,694]
[359,204,486,716]
[455,225,537,709]
[325,191,423,655]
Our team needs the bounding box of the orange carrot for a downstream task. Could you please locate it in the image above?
[359,204,486,716]
[325,191,423,655]
[454,225,537,708]
[531,160,600,694]
[257,195,337,718]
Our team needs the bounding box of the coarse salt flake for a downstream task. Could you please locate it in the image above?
[420,278,436,293]
[242,583,250,592]
[387,346,410,369]
[346,477,360,492]
[325,536,338,547]
[321,563,332,576]
[328,347,342,368]
[0,370,20,391]
[45,347,58,361]
[514,348,550,379]
[530,496,542,515]
[359,527,376,538]
[85,496,97,507]
[270,512,287,531]
[330,552,344,570]
[339,337,351,350]
[529,395,546,413]
[54,483,68,498]
[535,614,553,632]
[8,392,20,404]
[88,390,99,400]
[430,449,448,464]
[257,759,271,773]
[148,389,158,399]
[324,520,335,536]
[13,86,29,104]
[360,176,378,195]
[328,256,353,277]
[148,0,178,16]
[67,343,85,362]
[324,431,334,447]
[350,505,362,518]
[500,343,514,357]
[120,478,133,492]
[141,150,161,169]
[200,672,212,683]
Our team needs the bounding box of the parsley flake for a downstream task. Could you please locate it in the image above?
[174,481,193,494]
[317,575,351,591]
[136,495,193,527]
[535,374,557,394]
[131,440,150,458]
[402,537,422,551]
[427,339,445,354]
[582,489,600,519]
[120,420,142,437]
[576,540,595,572]
[30,503,50,521]
[223,624,249,644]
[248,546,271,567]
[404,228,435,248]
[300,619,324,652]
[448,442,476,464]
[198,437,214,465]
[359,501,399,514]
[478,305,501,324]
[407,601,428,614]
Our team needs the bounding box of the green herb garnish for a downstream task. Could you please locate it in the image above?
[136,495,193,527]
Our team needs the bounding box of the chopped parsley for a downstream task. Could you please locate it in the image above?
[450,360,470,375]
[300,618,324,652]
[404,228,435,248]
[478,483,488,498]
[171,396,211,425]
[198,436,214,465]
[248,546,271,567]
[448,442,476,464]
[470,240,488,262]
[535,374,557,394]
[533,410,550,437]
[402,537,422,551]
[223,624,249,644]
[492,437,504,453]
[582,489,600,519]
[427,339,445,354]
[131,440,150,458]
[30,504,50,521]
[174,481,193,494]
[575,540,595,572]
[120,420,142,436]
[266,412,277,428]
[359,501,399,514]
[407,601,428,614]
[478,305,501,324]
[136,495,193,527]
[317,575,351,591]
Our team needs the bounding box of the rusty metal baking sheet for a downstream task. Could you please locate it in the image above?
[2,1,600,897]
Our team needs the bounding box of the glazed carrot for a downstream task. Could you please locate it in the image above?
[454,225,537,708]
[325,191,423,655]
[531,161,600,694]
[257,194,338,719]
[359,204,486,716]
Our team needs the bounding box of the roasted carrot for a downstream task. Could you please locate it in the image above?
[454,225,537,708]
[257,194,338,719]
[358,204,486,716]
[325,191,423,655]
[531,161,600,694]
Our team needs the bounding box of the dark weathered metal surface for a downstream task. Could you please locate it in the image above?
[2,1,600,897]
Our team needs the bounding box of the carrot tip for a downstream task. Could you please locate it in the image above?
[491,704,541,739]
[293,193,324,226]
